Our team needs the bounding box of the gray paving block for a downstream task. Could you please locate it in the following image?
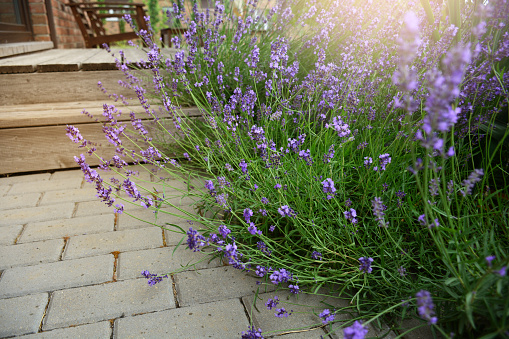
[49,170,85,181]
[243,290,349,337]
[0,192,40,210]
[8,178,82,195]
[19,214,114,243]
[0,203,75,226]
[0,239,64,270]
[117,207,186,230]
[63,227,163,260]
[39,187,98,205]
[43,278,175,330]
[0,173,51,186]
[175,266,272,307]
[19,321,111,339]
[0,293,48,337]
[74,200,117,217]
[114,298,249,339]
[0,184,11,196]
[117,246,222,280]
[394,318,435,339]
[0,224,23,245]
[0,255,114,298]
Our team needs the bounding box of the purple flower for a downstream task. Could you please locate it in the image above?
[343,320,369,339]
[274,183,282,190]
[255,265,270,277]
[241,326,264,339]
[141,270,165,286]
[485,255,496,267]
[265,296,279,310]
[275,308,290,318]
[321,178,336,200]
[218,224,231,238]
[461,169,484,196]
[261,197,269,204]
[323,144,335,163]
[375,153,391,171]
[298,149,314,165]
[186,227,207,252]
[497,266,507,277]
[257,241,272,256]
[326,116,350,138]
[344,208,357,224]
[359,257,373,274]
[66,125,84,144]
[319,309,335,325]
[416,290,438,325]
[243,208,254,223]
[270,268,292,285]
[398,266,407,277]
[248,222,262,235]
[288,284,299,294]
[239,159,248,174]
[364,157,373,168]
[311,251,322,260]
[372,197,388,227]
[278,205,296,218]
[269,225,276,232]
[225,163,233,171]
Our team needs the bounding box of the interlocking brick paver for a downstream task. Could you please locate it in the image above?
[114,298,249,339]
[19,214,114,243]
[39,187,97,205]
[117,207,187,230]
[0,293,48,337]
[8,178,82,195]
[43,278,174,330]
[19,321,111,339]
[0,184,11,196]
[0,203,75,226]
[117,246,222,280]
[175,266,272,307]
[0,192,41,210]
[0,224,23,245]
[73,200,117,217]
[0,173,51,186]
[63,227,163,260]
[243,290,347,337]
[49,170,85,181]
[0,239,64,270]
[0,255,114,298]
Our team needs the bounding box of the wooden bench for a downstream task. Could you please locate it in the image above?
[66,1,149,48]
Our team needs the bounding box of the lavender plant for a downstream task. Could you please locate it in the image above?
[69,0,509,337]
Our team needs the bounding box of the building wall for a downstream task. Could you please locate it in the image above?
[28,0,85,48]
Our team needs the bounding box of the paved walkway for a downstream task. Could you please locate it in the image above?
[0,169,426,338]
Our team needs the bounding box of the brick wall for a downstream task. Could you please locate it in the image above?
[28,0,85,48]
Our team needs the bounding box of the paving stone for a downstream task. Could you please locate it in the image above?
[74,200,117,217]
[393,318,435,339]
[0,203,75,226]
[0,239,64,270]
[0,224,23,245]
[114,298,249,339]
[117,246,222,280]
[0,255,114,298]
[63,227,163,260]
[175,266,273,307]
[49,170,85,182]
[39,187,97,205]
[43,278,174,330]
[19,214,114,243]
[0,293,48,337]
[0,173,51,186]
[19,321,111,339]
[117,207,190,231]
[0,192,41,210]
[8,178,82,195]
[0,184,11,196]
[243,290,349,337]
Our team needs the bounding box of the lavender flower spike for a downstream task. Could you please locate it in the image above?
[416,290,438,325]
[343,320,369,339]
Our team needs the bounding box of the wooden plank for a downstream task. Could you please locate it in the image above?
[37,49,102,72]
[0,49,76,74]
[0,71,135,105]
[0,118,189,175]
[81,49,117,71]
[0,100,201,128]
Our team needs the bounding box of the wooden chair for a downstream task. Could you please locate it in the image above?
[66,1,149,48]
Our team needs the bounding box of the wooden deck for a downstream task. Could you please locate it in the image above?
[0,48,196,175]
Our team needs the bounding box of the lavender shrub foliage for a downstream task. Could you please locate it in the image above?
[68,0,509,337]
